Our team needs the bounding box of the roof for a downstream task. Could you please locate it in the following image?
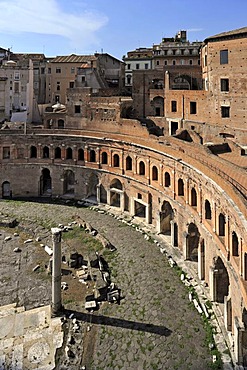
[204,26,247,43]
[51,54,97,63]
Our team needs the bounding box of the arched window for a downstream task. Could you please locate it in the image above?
[113,154,120,167]
[78,149,84,161]
[152,166,158,181]
[89,149,96,162]
[102,152,108,164]
[139,161,145,175]
[30,146,37,158]
[43,146,49,158]
[58,119,64,129]
[126,156,132,171]
[164,172,170,187]
[205,200,212,219]
[219,213,226,236]
[232,232,239,256]
[178,178,184,196]
[54,147,61,159]
[191,188,197,207]
[66,147,73,160]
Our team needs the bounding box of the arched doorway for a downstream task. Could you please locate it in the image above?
[186,223,200,261]
[160,201,173,235]
[63,170,75,194]
[110,178,123,208]
[2,181,11,198]
[212,256,229,303]
[40,168,52,196]
[152,96,164,116]
[87,172,99,201]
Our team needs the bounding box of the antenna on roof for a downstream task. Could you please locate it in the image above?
[101,48,103,54]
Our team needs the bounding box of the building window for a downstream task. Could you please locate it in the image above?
[221,106,230,118]
[14,82,19,93]
[69,81,74,88]
[74,105,81,114]
[164,60,167,65]
[145,63,148,69]
[189,59,193,65]
[220,78,229,92]
[190,101,197,114]
[127,75,131,84]
[156,60,160,66]
[171,100,177,112]
[136,64,139,70]
[56,82,60,91]
[172,60,176,65]
[56,67,61,73]
[71,67,75,73]
[220,50,228,64]
[3,147,10,159]
[127,64,131,69]
[48,67,51,74]
[14,72,20,80]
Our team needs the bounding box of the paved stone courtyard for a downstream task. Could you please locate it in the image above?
[0,199,227,369]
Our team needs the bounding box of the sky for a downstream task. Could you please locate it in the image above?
[0,0,246,60]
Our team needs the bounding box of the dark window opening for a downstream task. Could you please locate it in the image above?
[221,78,229,92]
[139,161,145,175]
[55,147,61,159]
[66,147,73,160]
[171,100,177,112]
[152,166,158,181]
[221,106,230,118]
[101,152,108,164]
[113,154,120,167]
[126,156,132,170]
[74,105,81,114]
[190,101,197,114]
[220,49,228,65]
[164,172,171,187]
[89,150,96,162]
[78,149,84,161]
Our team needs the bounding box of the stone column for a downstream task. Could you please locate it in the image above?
[120,192,125,212]
[96,184,101,204]
[51,227,62,316]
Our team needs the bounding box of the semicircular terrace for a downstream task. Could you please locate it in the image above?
[0,126,246,365]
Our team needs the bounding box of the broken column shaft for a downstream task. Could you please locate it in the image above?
[51,227,62,315]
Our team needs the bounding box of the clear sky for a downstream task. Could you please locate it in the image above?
[0,0,246,60]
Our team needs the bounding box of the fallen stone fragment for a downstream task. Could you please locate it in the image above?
[45,245,53,256]
[4,236,11,241]
[13,247,21,253]
[33,264,40,272]
[24,239,33,244]
[36,236,42,242]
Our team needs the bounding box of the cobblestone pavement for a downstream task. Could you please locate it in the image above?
[0,199,218,369]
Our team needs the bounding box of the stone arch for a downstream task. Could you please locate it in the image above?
[78,148,84,161]
[126,156,132,171]
[43,146,49,159]
[152,96,164,116]
[139,161,145,175]
[160,201,173,235]
[63,170,75,194]
[40,168,52,196]
[178,178,184,196]
[213,256,229,303]
[191,187,197,207]
[164,172,171,187]
[30,145,37,158]
[101,152,108,164]
[186,223,200,261]
[66,147,73,160]
[110,178,123,208]
[2,181,11,198]
[87,172,99,199]
[110,178,123,190]
[113,153,120,167]
[232,231,239,257]
[218,213,226,236]
[54,147,61,159]
[89,149,96,162]
[205,199,212,219]
[152,165,158,181]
